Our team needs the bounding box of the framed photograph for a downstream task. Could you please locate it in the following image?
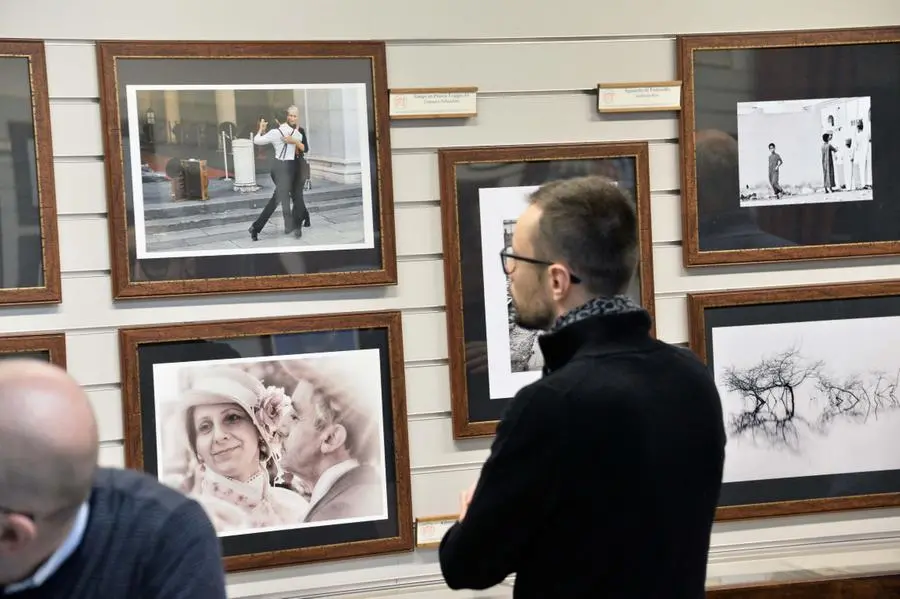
[0,331,66,366]
[688,280,900,520]
[0,40,61,305]
[96,41,396,299]
[118,311,412,571]
[439,142,657,439]
[678,27,900,266]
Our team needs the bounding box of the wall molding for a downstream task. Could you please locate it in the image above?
[230,533,900,599]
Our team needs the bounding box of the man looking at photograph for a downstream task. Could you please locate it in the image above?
[438,176,726,598]
[0,359,227,598]
[248,105,311,241]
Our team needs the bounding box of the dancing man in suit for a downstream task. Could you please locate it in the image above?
[248,105,311,241]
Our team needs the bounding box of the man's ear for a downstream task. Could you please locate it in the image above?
[547,264,572,301]
[319,424,347,455]
[0,515,37,555]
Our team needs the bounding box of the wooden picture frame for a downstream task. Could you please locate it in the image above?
[689,280,900,520]
[678,27,900,266]
[0,40,61,305]
[96,41,397,300]
[118,310,412,571]
[708,571,900,597]
[439,142,656,439]
[0,331,66,366]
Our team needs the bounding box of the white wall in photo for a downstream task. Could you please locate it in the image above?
[2,0,900,596]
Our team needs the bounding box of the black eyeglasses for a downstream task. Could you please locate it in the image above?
[499,247,581,284]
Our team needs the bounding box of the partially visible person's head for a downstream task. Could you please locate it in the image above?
[279,359,378,487]
[177,365,291,491]
[695,129,740,215]
[286,105,299,127]
[504,175,638,331]
[0,359,99,585]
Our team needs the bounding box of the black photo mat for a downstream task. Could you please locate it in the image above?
[704,295,900,509]
[691,40,900,253]
[113,57,384,284]
[456,156,640,424]
[134,327,401,557]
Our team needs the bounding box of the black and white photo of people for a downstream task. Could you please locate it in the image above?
[152,351,387,536]
[737,96,872,208]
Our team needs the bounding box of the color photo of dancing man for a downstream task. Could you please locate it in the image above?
[249,105,311,240]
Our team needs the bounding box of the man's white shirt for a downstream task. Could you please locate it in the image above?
[253,123,305,161]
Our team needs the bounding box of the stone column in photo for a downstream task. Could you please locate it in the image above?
[163,90,180,144]
[302,86,363,184]
[214,89,237,149]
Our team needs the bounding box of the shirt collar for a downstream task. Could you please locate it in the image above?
[308,459,359,509]
[3,501,90,595]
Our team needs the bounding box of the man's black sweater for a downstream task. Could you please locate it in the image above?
[439,306,727,598]
[3,467,227,598]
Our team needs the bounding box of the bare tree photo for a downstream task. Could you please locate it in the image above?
[722,345,900,452]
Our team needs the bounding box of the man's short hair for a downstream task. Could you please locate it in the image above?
[527,175,638,297]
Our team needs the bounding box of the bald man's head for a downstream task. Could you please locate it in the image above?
[0,359,99,520]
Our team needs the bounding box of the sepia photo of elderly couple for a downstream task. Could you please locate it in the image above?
[151,349,388,537]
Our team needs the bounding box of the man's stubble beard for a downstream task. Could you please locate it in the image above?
[512,297,554,332]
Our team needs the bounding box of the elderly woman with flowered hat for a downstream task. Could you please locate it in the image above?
[172,365,309,533]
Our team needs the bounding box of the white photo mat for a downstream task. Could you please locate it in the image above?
[712,314,900,485]
[478,185,543,400]
[125,83,376,260]
[735,95,873,208]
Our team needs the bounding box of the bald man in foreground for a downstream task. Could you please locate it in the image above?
[0,359,227,598]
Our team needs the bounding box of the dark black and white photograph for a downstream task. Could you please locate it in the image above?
[441,143,655,437]
[0,43,60,305]
[151,349,388,536]
[126,83,375,260]
[503,219,544,374]
[679,29,900,265]
[736,97,873,208]
[711,315,900,485]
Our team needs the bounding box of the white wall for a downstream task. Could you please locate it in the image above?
[738,111,822,188]
[2,1,900,597]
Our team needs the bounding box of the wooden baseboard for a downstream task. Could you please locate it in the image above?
[708,572,900,598]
